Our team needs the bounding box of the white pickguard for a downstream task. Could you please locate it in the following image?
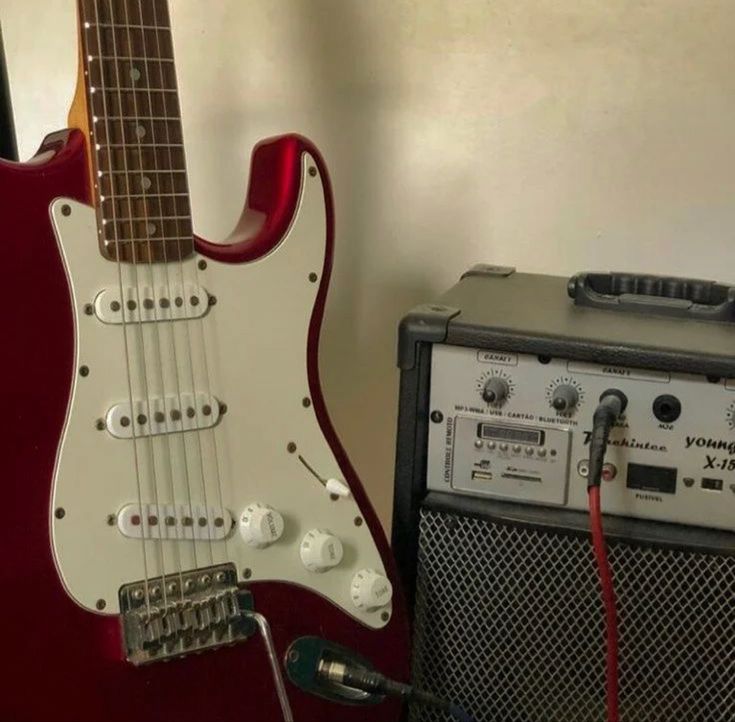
[49,154,391,629]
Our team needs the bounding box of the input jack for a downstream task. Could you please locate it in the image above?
[577,459,590,478]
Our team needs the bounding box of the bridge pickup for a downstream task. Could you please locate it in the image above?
[94,283,210,324]
[117,503,233,541]
[119,563,254,665]
[106,392,221,438]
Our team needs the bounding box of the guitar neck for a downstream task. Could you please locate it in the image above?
[77,0,193,263]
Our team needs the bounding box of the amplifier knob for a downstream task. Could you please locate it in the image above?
[350,569,393,611]
[551,384,580,412]
[239,503,284,548]
[300,529,344,572]
[482,377,510,406]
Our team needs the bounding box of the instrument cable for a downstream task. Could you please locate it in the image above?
[587,389,627,722]
[318,659,478,722]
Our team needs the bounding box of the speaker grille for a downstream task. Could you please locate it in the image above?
[409,508,735,722]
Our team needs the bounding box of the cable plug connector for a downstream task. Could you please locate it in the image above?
[587,389,627,488]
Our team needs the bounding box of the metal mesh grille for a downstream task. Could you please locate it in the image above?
[409,508,735,722]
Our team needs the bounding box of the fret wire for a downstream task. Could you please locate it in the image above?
[104,237,193,243]
[100,170,187,175]
[103,192,190,199]
[95,115,181,121]
[101,143,184,148]
[88,55,175,63]
[109,215,192,222]
[86,22,171,32]
[92,87,179,94]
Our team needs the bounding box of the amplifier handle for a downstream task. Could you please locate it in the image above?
[567,272,735,322]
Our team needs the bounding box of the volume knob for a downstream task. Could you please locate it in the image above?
[300,529,344,572]
[551,384,579,412]
[482,377,510,406]
[350,569,393,611]
[239,503,284,548]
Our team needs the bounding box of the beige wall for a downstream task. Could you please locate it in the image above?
[4,0,735,530]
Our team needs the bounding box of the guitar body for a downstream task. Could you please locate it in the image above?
[1,129,408,721]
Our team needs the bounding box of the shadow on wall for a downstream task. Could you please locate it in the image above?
[293,2,474,532]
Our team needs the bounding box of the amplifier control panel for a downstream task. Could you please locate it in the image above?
[427,344,735,531]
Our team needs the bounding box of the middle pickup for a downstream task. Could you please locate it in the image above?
[106,392,222,439]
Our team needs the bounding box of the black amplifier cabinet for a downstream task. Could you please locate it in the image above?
[393,266,735,722]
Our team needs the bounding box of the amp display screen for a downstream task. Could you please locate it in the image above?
[478,423,544,446]
[626,463,677,494]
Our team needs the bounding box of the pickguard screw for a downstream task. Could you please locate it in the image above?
[330,493,339,501]
[242,568,252,580]
[308,166,317,177]
[96,599,106,610]
[79,365,90,377]
[106,514,116,526]
[430,410,443,423]
[354,516,363,527]
[380,611,390,622]
[308,272,318,283]
[61,204,71,216]
[302,397,311,408]
[198,259,207,270]
[208,295,217,306]
[95,418,105,430]
[219,402,228,415]
[287,442,297,453]
[55,507,66,519]
[84,303,94,316]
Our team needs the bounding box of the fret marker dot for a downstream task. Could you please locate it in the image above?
[130,67,142,82]
[136,125,147,139]
[147,222,157,235]
[141,176,152,190]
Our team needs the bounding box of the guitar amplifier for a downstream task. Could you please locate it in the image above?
[393,266,735,722]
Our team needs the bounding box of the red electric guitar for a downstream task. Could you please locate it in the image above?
[1,1,409,720]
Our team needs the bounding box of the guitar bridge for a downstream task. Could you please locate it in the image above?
[119,563,254,665]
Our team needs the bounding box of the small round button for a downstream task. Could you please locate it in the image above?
[487,441,496,451]
[499,443,509,451]
[350,569,393,611]
[239,503,284,548]
[537,448,547,458]
[474,439,483,449]
[512,444,522,453]
[300,529,344,573]
[525,446,534,455]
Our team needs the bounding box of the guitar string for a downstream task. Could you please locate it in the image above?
[150,0,228,569]
[120,0,188,601]
[105,0,169,607]
[89,0,151,611]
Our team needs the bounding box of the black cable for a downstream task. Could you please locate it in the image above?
[587,389,627,489]
[320,661,478,722]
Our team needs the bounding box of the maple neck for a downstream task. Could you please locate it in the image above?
[78,0,193,263]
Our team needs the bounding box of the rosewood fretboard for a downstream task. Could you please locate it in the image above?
[78,0,193,263]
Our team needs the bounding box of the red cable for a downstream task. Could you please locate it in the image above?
[588,486,620,722]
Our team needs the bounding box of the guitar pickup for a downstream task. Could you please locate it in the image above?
[106,392,221,438]
[116,503,234,541]
[94,283,210,324]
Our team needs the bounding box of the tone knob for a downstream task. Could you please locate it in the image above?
[350,569,393,611]
[239,503,284,548]
[482,377,510,405]
[300,529,344,572]
[551,384,579,412]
